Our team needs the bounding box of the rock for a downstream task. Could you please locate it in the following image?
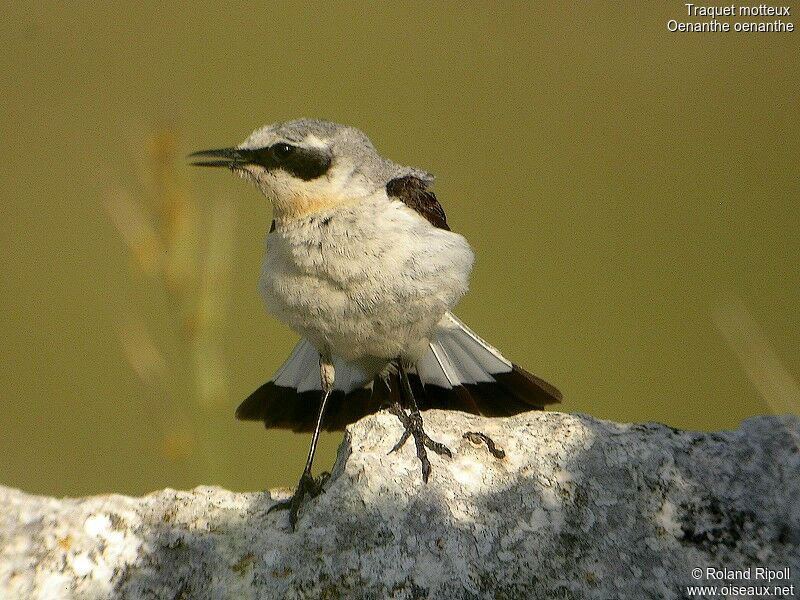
[1,411,798,599]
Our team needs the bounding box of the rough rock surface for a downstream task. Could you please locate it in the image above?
[1,411,798,599]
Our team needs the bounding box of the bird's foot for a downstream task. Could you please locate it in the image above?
[268,470,330,530]
[463,431,506,459]
[388,405,452,482]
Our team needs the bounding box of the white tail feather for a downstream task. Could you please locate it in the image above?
[416,344,453,388]
[270,313,513,394]
[271,338,375,394]
[272,338,316,390]
[417,313,512,388]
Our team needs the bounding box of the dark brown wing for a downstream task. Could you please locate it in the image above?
[386,175,449,230]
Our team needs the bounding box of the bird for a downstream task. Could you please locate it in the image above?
[190,119,561,528]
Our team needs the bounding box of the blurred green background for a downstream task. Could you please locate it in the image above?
[1,3,797,498]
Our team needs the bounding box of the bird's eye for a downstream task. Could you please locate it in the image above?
[272,143,295,160]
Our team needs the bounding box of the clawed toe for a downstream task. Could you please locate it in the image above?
[424,436,453,458]
[268,471,329,529]
[267,497,293,513]
[389,403,452,482]
[388,428,411,454]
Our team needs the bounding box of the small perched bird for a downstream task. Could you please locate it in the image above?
[191,119,561,528]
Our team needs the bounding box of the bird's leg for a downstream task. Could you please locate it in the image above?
[388,362,452,482]
[268,355,334,530]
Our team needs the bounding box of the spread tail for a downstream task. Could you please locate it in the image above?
[236,313,561,432]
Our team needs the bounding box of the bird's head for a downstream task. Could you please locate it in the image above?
[190,119,410,220]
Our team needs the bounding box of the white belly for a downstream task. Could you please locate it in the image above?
[258,197,474,362]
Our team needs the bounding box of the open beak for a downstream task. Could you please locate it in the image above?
[188,147,259,168]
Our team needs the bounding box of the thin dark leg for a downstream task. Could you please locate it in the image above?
[269,358,334,530]
[388,362,452,482]
[401,366,452,460]
[303,387,331,474]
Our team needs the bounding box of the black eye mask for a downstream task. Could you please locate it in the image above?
[254,144,333,181]
[189,144,332,181]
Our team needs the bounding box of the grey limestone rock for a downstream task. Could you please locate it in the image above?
[1,411,798,599]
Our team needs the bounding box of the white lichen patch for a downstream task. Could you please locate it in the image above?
[68,552,94,577]
[83,514,112,538]
[450,455,486,488]
[655,498,682,537]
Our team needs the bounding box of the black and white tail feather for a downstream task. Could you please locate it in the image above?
[237,313,561,432]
